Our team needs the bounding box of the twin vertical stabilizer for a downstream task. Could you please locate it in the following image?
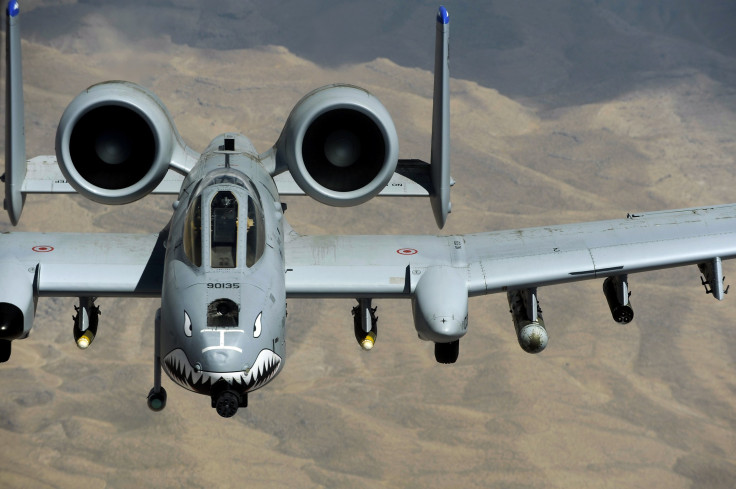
[3,4,453,228]
[429,6,451,229]
[4,0,25,225]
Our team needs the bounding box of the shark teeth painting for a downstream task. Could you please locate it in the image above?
[163,348,282,395]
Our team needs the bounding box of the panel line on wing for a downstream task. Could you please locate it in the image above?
[569,265,624,277]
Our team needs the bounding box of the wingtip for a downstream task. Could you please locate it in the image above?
[437,6,449,25]
[6,0,19,17]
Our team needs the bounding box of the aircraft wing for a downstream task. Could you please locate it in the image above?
[284,204,736,298]
[1,232,165,297]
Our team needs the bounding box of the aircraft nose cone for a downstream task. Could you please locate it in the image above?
[200,345,249,375]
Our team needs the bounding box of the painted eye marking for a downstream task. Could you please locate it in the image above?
[254,312,262,338]
[184,311,192,337]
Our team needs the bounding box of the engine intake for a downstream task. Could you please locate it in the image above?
[275,84,399,206]
[56,81,187,204]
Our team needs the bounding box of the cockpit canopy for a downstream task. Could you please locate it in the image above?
[182,170,265,269]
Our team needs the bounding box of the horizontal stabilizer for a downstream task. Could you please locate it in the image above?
[274,158,448,197]
[20,156,185,195]
[22,156,450,198]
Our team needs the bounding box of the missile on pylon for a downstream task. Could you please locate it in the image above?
[73,297,100,349]
[507,288,548,354]
[352,298,377,351]
[602,275,634,324]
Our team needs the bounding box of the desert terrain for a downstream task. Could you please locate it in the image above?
[1,1,735,488]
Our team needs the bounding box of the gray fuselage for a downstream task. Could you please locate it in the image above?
[159,134,286,399]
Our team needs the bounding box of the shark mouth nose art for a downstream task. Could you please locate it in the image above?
[163,348,282,395]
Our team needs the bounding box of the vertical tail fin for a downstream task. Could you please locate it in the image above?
[4,0,25,225]
[429,5,451,229]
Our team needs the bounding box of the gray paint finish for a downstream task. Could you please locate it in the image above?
[3,5,735,415]
[283,205,736,297]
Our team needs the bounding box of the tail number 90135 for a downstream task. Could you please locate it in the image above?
[207,283,240,289]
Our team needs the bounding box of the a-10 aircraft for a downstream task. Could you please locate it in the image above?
[2,2,735,418]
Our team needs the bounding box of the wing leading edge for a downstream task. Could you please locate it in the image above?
[2,232,165,297]
[284,204,736,298]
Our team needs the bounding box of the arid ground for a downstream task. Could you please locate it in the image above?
[1,2,735,488]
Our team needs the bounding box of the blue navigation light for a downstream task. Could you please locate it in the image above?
[7,0,19,17]
[437,6,449,24]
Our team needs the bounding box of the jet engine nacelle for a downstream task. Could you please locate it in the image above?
[274,84,399,207]
[55,81,187,204]
[411,266,468,343]
[0,260,35,342]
